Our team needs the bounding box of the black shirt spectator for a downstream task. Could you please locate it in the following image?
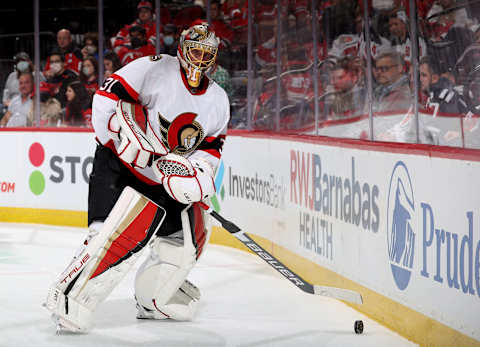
[40,52,78,107]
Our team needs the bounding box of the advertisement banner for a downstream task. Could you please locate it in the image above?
[0,131,96,211]
[215,136,480,341]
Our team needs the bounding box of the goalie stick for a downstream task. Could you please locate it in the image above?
[198,202,363,305]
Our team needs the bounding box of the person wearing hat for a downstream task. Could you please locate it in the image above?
[112,1,164,51]
[2,52,44,108]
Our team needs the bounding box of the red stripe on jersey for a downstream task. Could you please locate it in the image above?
[111,73,140,101]
[198,135,224,158]
[89,201,159,279]
[96,90,119,101]
[199,148,221,158]
[192,203,206,259]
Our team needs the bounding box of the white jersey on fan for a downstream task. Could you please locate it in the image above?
[391,36,426,67]
[92,54,229,184]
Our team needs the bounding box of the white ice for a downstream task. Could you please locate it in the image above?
[0,223,417,347]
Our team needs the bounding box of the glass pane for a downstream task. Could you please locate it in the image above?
[279,0,315,132]
[0,5,36,127]
[368,3,415,143]
[417,0,480,148]
[250,0,282,130]
[210,0,246,130]
[34,3,100,128]
[315,0,368,139]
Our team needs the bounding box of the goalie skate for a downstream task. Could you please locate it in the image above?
[135,279,201,320]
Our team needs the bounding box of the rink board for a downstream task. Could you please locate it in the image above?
[0,129,479,346]
[214,132,480,347]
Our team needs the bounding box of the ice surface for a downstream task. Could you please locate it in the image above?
[0,223,417,347]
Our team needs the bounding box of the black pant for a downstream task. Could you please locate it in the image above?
[87,144,186,237]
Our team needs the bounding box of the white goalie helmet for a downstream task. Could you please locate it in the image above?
[177,23,220,88]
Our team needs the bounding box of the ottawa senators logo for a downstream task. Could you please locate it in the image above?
[158,112,204,155]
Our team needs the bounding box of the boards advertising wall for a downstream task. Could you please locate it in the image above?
[0,131,96,212]
[0,129,479,345]
[213,134,480,344]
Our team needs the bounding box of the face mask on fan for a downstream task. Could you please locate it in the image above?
[50,62,63,74]
[82,66,93,76]
[16,61,29,72]
[164,35,174,46]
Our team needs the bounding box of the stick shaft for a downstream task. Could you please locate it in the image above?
[198,202,363,304]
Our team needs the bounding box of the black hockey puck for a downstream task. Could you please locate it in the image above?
[354,320,364,334]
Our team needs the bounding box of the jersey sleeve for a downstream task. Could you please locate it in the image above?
[92,56,154,145]
[189,86,230,172]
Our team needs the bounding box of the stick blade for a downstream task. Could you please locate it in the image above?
[313,285,363,305]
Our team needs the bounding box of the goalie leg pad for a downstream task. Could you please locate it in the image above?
[134,205,208,321]
[45,186,166,331]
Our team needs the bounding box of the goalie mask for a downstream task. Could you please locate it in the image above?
[177,24,219,88]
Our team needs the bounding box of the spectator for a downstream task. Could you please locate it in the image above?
[419,56,467,115]
[428,0,476,30]
[195,0,234,48]
[81,32,99,60]
[40,51,78,107]
[113,1,159,49]
[355,12,392,61]
[3,52,38,107]
[209,63,233,100]
[326,58,366,119]
[44,29,83,76]
[103,51,122,80]
[426,4,475,74]
[28,97,62,127]
[80,56,99,100]
[64,81,91,127]
[160,23,179,56]
[388,9,426,68]
[116,26,156,65]
[328,34,360,62]
[222,0,248,31]
[0,72,33,127]
[373,51,412,112]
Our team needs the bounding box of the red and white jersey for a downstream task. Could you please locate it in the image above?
[92,55,230,185]
[392,36,426,68]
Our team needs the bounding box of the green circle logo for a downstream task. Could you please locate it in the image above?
[29,170,45,195]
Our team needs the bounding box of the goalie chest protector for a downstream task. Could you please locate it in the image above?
[95,55,229,181]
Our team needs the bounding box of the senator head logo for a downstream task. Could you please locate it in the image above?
[158,112,204,156]
[387,161,415,290]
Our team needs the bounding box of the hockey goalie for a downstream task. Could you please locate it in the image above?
[44,24,229,332]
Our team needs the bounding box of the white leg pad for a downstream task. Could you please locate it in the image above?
[135,207,201,321]
[44,187,165,332]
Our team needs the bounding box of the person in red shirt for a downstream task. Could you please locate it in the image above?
[40,51,78,107]
[116,26,156,66]
[112,1,167,49]
[44,29,83,76]
[208,0,234,48]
